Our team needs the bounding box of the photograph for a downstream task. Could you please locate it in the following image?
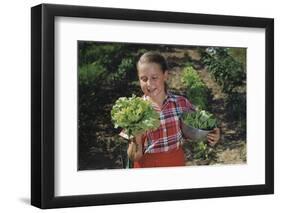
[78,41,247,170]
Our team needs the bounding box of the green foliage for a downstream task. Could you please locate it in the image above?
[111,95,161,137]
[79,62,106,85]
[202,47,246,94]
[226,92,246,119]
[228,48,246,71]
[79,43,139,85]
[79,43,123,67]
[201,47,246,132]
[109,58,135,81]
[182,110,218,130]
[189,140,215,161]
[181,66,208,109]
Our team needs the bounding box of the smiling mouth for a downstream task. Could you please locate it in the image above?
[147,88,156,93]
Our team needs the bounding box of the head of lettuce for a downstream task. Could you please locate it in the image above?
[111,94,160,138]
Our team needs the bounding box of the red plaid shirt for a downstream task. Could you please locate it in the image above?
[142,93,194,154]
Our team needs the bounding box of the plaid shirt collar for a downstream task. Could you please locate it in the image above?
[163,92,173,105]
[143,91,173,109]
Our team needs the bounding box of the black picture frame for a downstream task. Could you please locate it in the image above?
[31,3,274,209]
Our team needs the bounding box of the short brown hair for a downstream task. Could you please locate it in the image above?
[137,51,168,73]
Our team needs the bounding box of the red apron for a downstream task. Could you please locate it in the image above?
[133,147,185,168]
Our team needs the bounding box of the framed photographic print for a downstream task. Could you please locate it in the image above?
[31,3,274,209]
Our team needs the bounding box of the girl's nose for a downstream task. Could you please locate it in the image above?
[147,79,152,87]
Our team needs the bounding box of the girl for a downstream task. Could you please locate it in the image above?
[126,51,220,168]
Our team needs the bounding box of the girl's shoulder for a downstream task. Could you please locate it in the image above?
[167,92,189,103]
[167,93,195,111]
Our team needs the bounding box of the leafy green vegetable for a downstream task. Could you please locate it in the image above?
[111,94,160,137]
[181,65,208,110]
[182,110,217,130]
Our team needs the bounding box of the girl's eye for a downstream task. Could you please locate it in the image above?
[140,77,148,82]
[140,76,158,82]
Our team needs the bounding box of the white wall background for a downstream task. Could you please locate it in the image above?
[0,0,279,212]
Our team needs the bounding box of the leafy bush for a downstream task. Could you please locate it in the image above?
[189,140,216,161]
[79,62,106,86]
[228,48,246,71]
[109,57,135,82]
[225,92,246,133]
[79,43,140,85]
[201,47,246,130]
[202,47,246,94]
[181,65,208,110]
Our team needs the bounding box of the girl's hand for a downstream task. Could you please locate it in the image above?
[127,134,144,161]
[133,134,143,144]
[207,128,220,146]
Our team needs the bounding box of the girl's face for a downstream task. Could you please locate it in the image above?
[137,62,168,98]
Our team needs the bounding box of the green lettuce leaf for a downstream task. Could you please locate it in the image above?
[111,95,160,137]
